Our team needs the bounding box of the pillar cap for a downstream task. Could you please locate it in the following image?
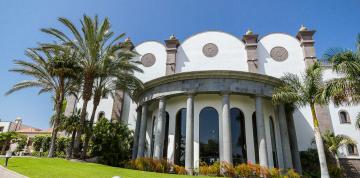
[242,30,259,45]
[299,25,308,32]
[296,26,316,43]
[165,35,180,50]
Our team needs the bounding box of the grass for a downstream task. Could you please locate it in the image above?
[0,157,208,178]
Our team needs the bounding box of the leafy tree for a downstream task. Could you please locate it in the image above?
[90,117,133,166]
[322,130,356,168]
[0,132,18,154]
[14,134,28,153]
[272,62,330,177]
[41,15,130,158]
[7,45,79,157]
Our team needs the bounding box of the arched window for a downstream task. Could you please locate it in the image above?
[150,116,156,158]
[269,116,278,167]
[252,112,259,164]
[98,111,105,120]
[348,144,358,155]
[175,108,186,165]
[231,108,247,164]
[339,110,351,124]
[163,112,170,159]
[199,107,219,164]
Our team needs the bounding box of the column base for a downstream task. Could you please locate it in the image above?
[185,168,193,175]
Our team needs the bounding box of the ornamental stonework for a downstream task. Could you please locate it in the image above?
[202,43,218,57]
[141,53,156,67]
[270,46,288,61]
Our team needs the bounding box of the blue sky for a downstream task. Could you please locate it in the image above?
[0,0,359,129]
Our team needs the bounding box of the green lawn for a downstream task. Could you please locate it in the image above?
[0,157,208,178]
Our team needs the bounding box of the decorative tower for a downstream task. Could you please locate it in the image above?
[164,34,180,75]
[242,29,259,73]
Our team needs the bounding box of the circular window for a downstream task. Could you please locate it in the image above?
[202,43,218,57]
[270,46,288,61]
[141,53,156,67]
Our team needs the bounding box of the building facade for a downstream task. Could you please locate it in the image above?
[65,27,360,174]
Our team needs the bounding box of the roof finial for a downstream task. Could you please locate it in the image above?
[299,25,308,31]
[245,29,253,35]
[125,37,131,42]
[169,34,176,40]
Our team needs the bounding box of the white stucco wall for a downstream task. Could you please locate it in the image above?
[323,68,360,159]
[75,96,114,123]
[133,41,167,83]
[0,121,11,132]
[257,33,305,78]
[176,31,248,73]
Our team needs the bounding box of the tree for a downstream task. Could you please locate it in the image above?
[6,46,79,157]
[42,15,129,158]
[272,62,330,177]
[90,117,133,166]
[0,132,18,154]
[57,109,81,158]
[322,130,356,168]
[323,33,360,123]
[81,43,143,159]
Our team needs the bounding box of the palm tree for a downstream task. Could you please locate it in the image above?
[272,62,330,177]
[81,43,143,159]
[6,46,79,157]
[322,130,356,168]
[62,109,81,159]
[42,15,127,158]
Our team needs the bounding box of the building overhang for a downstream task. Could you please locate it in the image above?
[135,70,282,104]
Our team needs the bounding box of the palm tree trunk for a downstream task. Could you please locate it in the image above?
[81,91,101,159]
[334,154,341,169]
[73,75,94,158]
[66,130,76,159]
[311,103,330,178]
[48,79,65,158]
[1,140,8,155]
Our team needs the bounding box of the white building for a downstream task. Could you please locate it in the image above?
[65,26,360,174]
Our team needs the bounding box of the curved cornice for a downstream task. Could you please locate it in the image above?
[145,70,282,88]
[135,70,282,103]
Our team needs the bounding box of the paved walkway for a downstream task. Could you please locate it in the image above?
[0,166,28,178]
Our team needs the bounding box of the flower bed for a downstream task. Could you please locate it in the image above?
[125,158,300,177]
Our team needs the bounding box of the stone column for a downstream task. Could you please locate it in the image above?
[297,25,334,134]
[164,35,180,75]
[185,93,194,174]
[137,103,148,158]
[242,30,259,73]
[286,108,303,173]
[132,107,142,159]
[153,98,166,159]
[111,90,124,122]
[255,96,268,167]
[278,105,293,169]
[221,92,233,164]
[296,25,316,68]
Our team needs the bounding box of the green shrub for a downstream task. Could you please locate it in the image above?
[91,118,133,166]
[33,135,51,152]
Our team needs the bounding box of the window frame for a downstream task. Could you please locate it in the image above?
[338,110,351,124]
